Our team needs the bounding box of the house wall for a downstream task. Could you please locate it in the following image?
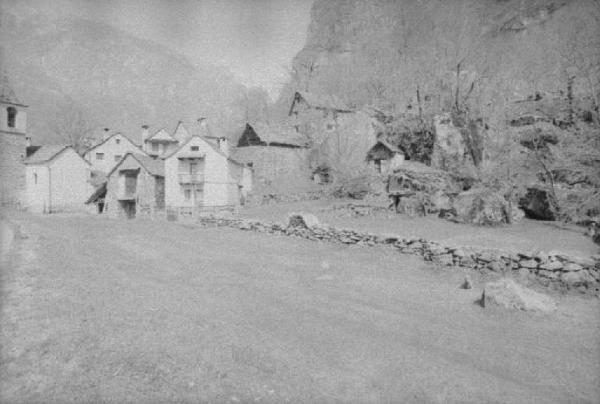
[233,146,308,185]
[84,134,143,174]
[48,149,92,212]
[105,155,160,218]
[25,165,49,213]
[26,149,91,213]
[165,137,239,208]
[0,132,26,206]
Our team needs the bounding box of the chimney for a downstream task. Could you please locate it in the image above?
[141,125,149,149]
[218,137,230,156]
[103,128,110,141]
[197,117,209,137]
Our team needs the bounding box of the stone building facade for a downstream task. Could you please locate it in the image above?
[0,77,27,206]
[104,153,165,219]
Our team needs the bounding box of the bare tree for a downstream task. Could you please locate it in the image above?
[51,101,97,154]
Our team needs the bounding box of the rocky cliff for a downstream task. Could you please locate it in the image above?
[279,0,599,124]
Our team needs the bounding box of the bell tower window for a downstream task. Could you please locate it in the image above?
[7,107,17,128]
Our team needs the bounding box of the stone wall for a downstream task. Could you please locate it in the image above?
[0,133,26,207]
[233,146,310,185]
[188,215,600,293]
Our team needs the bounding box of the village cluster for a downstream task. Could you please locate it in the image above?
[1,79,407,217]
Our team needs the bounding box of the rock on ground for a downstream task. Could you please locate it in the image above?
[482,278,557,313]
[287,212,320,228]
[452,188,510,226]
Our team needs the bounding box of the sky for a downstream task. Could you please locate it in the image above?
[14,0,314,98]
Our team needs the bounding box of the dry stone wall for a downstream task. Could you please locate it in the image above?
[191,215,600,293]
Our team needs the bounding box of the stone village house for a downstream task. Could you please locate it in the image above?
[288,91,381,182]
[88,119,253,217]
[24,145,93,213]
[104,153,164,218]
[83,131,147,174]
[233,122,310,186]
[163,134,252,210]
[366,138,406,174]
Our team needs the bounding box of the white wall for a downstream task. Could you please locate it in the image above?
[26,149,92,213]
[84,134,143,174]
[25,165,50,213]
[49,149,92,211]
[164,136,239,208]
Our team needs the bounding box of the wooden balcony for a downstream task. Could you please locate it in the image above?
[178,173,203,184]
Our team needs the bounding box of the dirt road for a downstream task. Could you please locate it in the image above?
[1,214,599,403]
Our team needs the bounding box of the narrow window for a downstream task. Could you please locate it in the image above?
[114,155,122,162]
[96,153,104,160]
[7,107,16,128]
[191,146,199,151]
[34,173,38,184]
[184,189,191,200]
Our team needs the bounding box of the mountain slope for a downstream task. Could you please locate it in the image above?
[0,4,248,144]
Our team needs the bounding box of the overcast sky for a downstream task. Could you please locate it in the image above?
[15,0,314,98]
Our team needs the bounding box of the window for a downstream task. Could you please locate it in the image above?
[152,143,159,152]
[33,173,37,185]
[96,153,104,160]
[114,155,122,162]
[184,189,191,200]
[190,146,199,151]
[326,123,335,131]
[115,138,121,144]
[7,107,16,128]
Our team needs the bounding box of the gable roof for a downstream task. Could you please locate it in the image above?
[84,132,145,155]
[173,121,191,142]
[290,91,352,115]
[242,123,309,147]
[25,145,89,165]
[373,139,405,154]
[146,128,177,142]
[0,76,27,107]
[107,153,165,178]
[162,135,246,167]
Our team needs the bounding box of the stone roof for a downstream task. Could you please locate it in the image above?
[294,91,352,112]
[0,75,26,106]
[376,139,405,154]
[25,145,72,164]
[146,128,177,142]
[249,123,310,147]
[107,153,164,178]
[132,153,165,176]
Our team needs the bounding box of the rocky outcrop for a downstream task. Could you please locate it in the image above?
[519,186,560,220]
[451,188,510,226]
[482,278,557,313]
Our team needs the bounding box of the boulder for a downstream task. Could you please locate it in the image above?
[287,213,320,229]
[452,188,510,226]
[560,270,595,287]
[519,186,559,221]
[519,259,538,269]
[462,275,473,289]
[482,278,557,313]
[539,261,563,271]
